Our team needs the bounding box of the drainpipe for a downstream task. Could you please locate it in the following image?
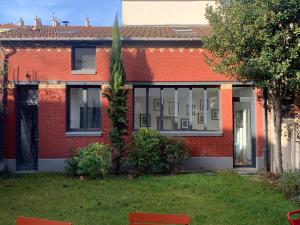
[0,42,8,172]
[263,87,269,172]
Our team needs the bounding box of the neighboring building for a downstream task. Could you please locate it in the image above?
[122,0,217,25]
[0,24,16,32]
[0,0,265,172]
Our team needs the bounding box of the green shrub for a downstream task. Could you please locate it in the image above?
[128,128,190,174]
[65,143,112,179]
[162,137,190,173]
[278,170,300,198]
[128,128,163,174]
[65,155,79,177]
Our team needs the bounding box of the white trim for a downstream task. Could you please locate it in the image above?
[65,131,102,137]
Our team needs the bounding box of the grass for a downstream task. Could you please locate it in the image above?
[0,172,297,225]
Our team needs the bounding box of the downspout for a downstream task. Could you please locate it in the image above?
[0,42,7,172]
[263,87,269,172]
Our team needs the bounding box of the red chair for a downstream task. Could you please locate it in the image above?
[16,217,72,225]
[288,209,300,225]
[129,212,190,225]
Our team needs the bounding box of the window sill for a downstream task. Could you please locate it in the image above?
[158,131,223,137]
[71,70,96,75]
[65,131,102,137]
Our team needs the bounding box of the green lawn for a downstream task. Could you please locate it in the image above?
[0,172,297,225]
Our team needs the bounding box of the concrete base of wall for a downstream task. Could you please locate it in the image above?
[4,157,265,172]
[38,159,67,172]
[182,157,234,171]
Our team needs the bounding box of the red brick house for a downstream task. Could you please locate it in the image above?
[0,1,266,172]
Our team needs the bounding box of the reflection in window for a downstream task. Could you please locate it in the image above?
[192,88,205,131]
[68,86,100,131]
[134,88,147,129]
[73,47,96,70]
[134,86,220,132]
[207,88,220,131]
[163,88,175,130]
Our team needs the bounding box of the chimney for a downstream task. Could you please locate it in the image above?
[52,16,60,27]
[84,16,90,27]
[17,17,24,26]
[34,16,42,27]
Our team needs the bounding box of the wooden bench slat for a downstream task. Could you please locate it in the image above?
[129,212,190,225]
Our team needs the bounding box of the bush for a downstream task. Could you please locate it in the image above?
[128,128,190,174]
[162,137,190,173]
[65,155,79,177]
[65,143,112,179]
[278,170,300,198]
[128,128,163,174]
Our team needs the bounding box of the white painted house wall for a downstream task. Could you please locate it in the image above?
[122,0,217,25]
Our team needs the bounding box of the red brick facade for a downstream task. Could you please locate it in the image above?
[3,47,264,167]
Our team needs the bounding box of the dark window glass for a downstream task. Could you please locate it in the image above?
[68,87,100,131]
[73,47,96,70]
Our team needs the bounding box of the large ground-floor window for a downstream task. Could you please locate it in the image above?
[67,86,101,132]
[134,86,220,132]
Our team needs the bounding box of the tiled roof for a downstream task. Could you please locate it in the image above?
[0,24,16,29]
[0,25,210,41]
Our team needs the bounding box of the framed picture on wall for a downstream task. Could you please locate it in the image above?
[153,99,161,111]
[181,118,189,129]
[211,109,219,120]
[209,96,218,109]
[168,101,179,115]
[140,114,151,127]
[186,105,196,116]
[200,99,204,110]
[198,113,204,124]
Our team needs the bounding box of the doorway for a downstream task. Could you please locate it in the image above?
[233,87,256,167]
[16,85,38,171]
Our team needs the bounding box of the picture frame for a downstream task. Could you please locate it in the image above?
[168,101,179,115]
[197,113,204,124]
[200,99,204,110]
[168,101,175,115]
[186,105,196,116]
[140,114,151,127]
[211,109,219,120]
[209,96,218,109]
[181,118,189,129]
[153,99,161,111]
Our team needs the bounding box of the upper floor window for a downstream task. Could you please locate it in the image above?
[67,86,101,132]
[134,86,220,132]
[72,47,96,71]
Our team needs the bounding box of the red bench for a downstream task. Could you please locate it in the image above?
[288,209,300,225]
[16,217,72,225]
[129,212,190,225]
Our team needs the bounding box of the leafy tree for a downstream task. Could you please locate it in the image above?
[204,0,300,174]
[103,16,128,174]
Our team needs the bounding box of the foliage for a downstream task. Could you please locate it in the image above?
[278,170,300,198]
[128,128,190,174]
[0,173,297,225]
[128,128,163,174]
[65,143,112,179]
[64,155,79,177]
[102,16,128,174]
[204,0,300,174]
[161,137,191,173]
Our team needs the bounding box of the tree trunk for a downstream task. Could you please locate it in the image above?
[272,94,283,174]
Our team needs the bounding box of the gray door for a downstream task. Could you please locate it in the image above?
[16,86,38,171]
[233,99,255,167]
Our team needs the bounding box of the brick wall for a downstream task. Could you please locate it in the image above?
[3,46,264,160]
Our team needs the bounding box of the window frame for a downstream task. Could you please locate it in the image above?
[133,85,221,134]
[66,85,101,132]
[71,46,96,72]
